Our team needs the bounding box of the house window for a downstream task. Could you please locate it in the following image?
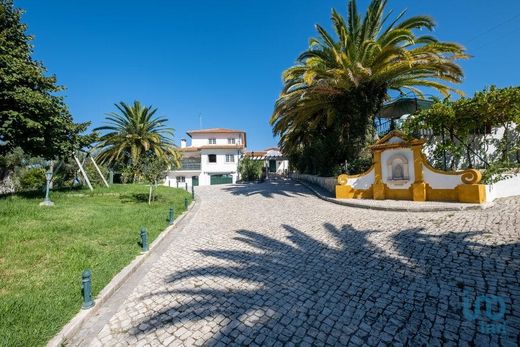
[227,138,235,144]
[208,154,217,163]
[177,176,185,183]
[208,138,216,144]
[225,154,234,163]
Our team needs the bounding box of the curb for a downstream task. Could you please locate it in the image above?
[47,197,198,347]
[294,179,494,212]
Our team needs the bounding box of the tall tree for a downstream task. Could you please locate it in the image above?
[0,0,89,159]
[271,0,467,173]
[95,101,180,169]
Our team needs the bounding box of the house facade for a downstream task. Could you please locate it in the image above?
[245,147,289,178]
[166,128,246,187]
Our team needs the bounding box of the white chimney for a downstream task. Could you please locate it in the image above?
[181,139,187,148]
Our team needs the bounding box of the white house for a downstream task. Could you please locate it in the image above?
[245,147,289,178]
[166,128,246,187]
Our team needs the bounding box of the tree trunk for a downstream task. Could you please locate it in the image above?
[148,185,152,205]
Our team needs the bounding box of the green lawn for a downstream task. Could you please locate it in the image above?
[0,184,192,347]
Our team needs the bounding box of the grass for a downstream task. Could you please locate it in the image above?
[0,184,192,347]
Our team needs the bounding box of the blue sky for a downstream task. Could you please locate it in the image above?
[16,0,520,150]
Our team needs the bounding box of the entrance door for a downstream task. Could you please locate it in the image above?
[210,174,233,185]
[192,176,199,186]
[269,160,277,173]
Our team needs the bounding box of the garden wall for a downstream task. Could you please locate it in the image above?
[290,173,336,193]
[485,173,520,202]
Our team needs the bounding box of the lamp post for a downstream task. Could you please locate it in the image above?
[40,169,54,206]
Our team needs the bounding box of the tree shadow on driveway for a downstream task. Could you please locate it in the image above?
[130,223,519,346]
[222,180,311,199]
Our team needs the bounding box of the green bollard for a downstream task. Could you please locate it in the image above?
[176,181,179,188]
[185,182,188,191]
[184,197,188,210]
[169,207,174,225]
[82,269,95,309]
[191,185,195,199]
[140,227,149,252]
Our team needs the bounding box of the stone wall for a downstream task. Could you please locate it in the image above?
[290,173,336,193]
[0,175,16,195]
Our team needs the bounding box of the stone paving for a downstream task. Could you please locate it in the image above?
[84,180,519,346]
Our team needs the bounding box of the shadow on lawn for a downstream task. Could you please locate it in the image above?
[119,193,164,203]
[222,180,311,199]
[0,185,84,200]
[130,223,519,345]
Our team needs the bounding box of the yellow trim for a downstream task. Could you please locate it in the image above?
[374,151,382,184]
[336,183,486,204]
[335,130,486,203]
[336,185,372,199]
[412,145,424,183]
[420,153,462,176]
[420,153,482,184]
[347,165,375,178]
[337,174,348,185]
[374,130,410,145]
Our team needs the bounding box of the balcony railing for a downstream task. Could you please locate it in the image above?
[178,160,201,170]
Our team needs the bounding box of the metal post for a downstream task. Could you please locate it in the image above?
[176,181,179,188]
[40,165,54,206]
[82,269,95,309]
[191,185,195,199]
[169,207,174,225]
[184,197,188,210]
[140,227,149,252]
[90,156,109,187]
[185,182,188,191]
[74,155,94,191]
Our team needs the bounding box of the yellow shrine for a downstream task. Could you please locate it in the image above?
[336,131,486,203]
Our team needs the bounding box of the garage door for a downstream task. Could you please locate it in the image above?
[210,174,233,185]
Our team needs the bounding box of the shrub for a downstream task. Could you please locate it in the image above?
[239,157,263,181]
[17,167,45,191]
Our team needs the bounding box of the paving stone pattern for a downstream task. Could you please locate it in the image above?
[88,180,520,346]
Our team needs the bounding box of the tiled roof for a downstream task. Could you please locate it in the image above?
[186,128,245,136]
[179,144,244,152]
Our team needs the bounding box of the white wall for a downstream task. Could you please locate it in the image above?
[191,133,243,147]
[276,160,289,174]
[201,149,240,173]
[422,166,463,189]
[381,148,415,189]
[349,168,375,189]
[485,173,520,202]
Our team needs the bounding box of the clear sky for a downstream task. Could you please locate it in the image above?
[16,0,520,150]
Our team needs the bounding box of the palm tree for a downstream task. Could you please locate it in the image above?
[271,0,468,167]
[95,101,180,170]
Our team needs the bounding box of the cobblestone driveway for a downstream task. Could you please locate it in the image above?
[89,180,519,346]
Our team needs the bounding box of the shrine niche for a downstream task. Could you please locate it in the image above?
[336,131,486,203]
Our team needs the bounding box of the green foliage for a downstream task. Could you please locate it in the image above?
[238,157,263,181]
[17,166,45,191]
[403,86,520,174]
[140,155,169,204]
[0,147,23,179]
[95,101,180,170]
[270,0,466,177]
[347,154,373,175]
[0,1,91,159]
[0,184,192,346]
